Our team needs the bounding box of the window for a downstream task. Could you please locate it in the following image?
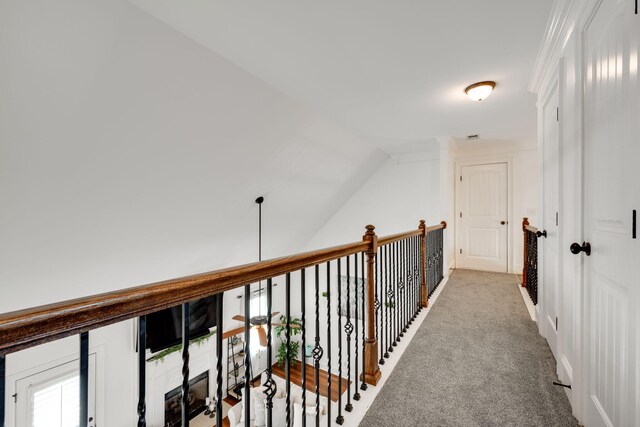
[16,356,96,427]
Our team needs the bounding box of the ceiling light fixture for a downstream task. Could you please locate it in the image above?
[464,81,496,101]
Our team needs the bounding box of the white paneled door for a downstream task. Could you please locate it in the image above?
[457,163,508,272]
[583,1,640,426]
[542,86,560,358]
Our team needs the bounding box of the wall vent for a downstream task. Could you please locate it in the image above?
[466,134,479,141]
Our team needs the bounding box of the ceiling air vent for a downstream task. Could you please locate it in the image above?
[466,134,479,141]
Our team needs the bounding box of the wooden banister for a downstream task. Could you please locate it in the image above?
[0,221,447,356]
[0,240,366,355]
[426,221,447,233]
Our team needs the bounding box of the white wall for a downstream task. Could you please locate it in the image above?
[452,139,539,274]
[0,1,386,425]
[305,153,442,249]
[298,152,442,374]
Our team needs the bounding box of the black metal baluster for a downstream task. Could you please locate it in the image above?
[313,265,323,426]
[326,262,332,427]
[80,332,89,427]
[336,258,344,425]
[138,316,146,427]
[361,252,368,391]
[401,239,407,334]
[353,254,360,401]
[301,269,307,427]
[244,283,251,426]
[182,303,190,427]
[384,244,390,358]
[344,256,353,413]
[285,273,292,427]
[264,279,276,427]
[216,295,224,427]
[377,245,385,365]
[0,354,7,427]
[414,236,420,318]
[0,355,4,427]
[393,242,400,347]
[408,238,412,322]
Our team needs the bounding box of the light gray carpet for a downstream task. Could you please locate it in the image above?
[360,269,578,427]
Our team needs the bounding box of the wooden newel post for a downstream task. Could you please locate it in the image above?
[419,220,428,308]
[363,225,381,385]
[522,217,528,288]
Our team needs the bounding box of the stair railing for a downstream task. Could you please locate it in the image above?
[0,219,446,427]
[522,217,542,305]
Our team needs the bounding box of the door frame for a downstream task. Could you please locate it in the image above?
[538,79,561,354]
[455,156,514,273]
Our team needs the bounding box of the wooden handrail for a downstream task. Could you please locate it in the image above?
[0,240,365,355]
[378,229,422,246]
[426,221,447,233]
[524,224,538,233]
[0,221,446,356]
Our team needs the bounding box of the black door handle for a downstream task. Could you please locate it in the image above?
[500,221,506,225]
[537,230,547,238]
[570,242,591,256]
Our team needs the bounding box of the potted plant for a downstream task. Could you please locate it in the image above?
[274,315,302,367]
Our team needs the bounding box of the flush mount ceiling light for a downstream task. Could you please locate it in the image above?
[464,81,496,101]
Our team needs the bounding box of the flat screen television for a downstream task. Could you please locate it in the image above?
[146,295,218,353]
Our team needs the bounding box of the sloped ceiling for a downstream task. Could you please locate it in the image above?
[129,0,553,146]
[0,0,386,311]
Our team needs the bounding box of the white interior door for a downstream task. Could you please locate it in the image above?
[457,163,508,272]
[542,86,560,358]
[583,1,640,425]
[16,356,97,427]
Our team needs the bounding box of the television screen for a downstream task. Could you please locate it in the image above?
[146,295,218,353]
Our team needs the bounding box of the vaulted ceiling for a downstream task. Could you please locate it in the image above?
[130,0,553,149]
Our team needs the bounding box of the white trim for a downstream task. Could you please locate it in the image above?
[518,283,537,322]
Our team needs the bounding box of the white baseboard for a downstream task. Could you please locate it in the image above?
[518,283,537,322]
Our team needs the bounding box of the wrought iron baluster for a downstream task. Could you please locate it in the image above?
[353,254,361,401]
[0,355,4,427]
[361,251,368,390]
[182,303,191,427]
[336,258,344,425]
[378,245,385,365]
[301,269,307,426]
[401,239,407,334]
[80,332,89,427]
[285,273,292,427]
[415,236,420,317]
[392,242,399,347]
[137,316,146,427]
[344,256,353,412]
[244,283,252,425]
[313,265,324,426]
[216,295,224,427]
[398,241,407,341]
[264,279,277,427]
[326,262,332,426]
[384,244,390,358]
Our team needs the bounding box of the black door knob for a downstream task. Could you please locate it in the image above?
[500,221,506,225]
[537,230,547,238]
[570,242,591,256]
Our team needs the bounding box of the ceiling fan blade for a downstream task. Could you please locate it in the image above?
[232,315,246,322]
[222,326,245,340]
[258,327,268,347]
[270,312,281,318]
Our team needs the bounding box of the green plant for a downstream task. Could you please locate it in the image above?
[147,329,215,363]
[274,315,302,367]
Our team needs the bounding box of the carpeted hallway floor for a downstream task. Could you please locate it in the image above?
[360,269,578,427]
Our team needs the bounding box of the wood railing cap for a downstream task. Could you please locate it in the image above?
[0,219,446,355]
